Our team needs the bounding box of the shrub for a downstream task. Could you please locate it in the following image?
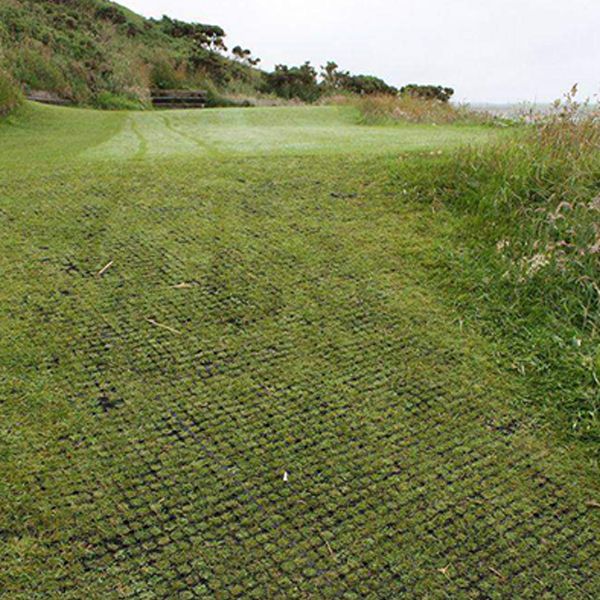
[264,63,322,103]
[93,91,146,110]
[0,1,260,108]
[189,50,232,86]
[96,5,127,26]
[100,41,151,102]
[150,58,181,90]
[401,84,455,103]
[160,16,226,52]
[13,44,70,94]
[0,69,22,116]
[337,74,397,96]
[320,62,397,96]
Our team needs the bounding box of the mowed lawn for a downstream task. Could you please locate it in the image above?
[1,104,597,598]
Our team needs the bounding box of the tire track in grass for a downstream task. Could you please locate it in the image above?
[160,113,219,157]
[130,115,149,160]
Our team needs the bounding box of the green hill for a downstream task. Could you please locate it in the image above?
[0,0,263,110]
[0,1,456,117]
[0,1,437,116]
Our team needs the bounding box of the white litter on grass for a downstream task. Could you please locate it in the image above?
[283,471,289,483]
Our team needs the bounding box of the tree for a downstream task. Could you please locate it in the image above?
[319,62,397,96]
[160,16,227,52]
[189,50,231,85]
[232,46,261,67]
[337,73,397,95]
[264,62,321,102]
[320,61,341,89]
[400,84,454,103]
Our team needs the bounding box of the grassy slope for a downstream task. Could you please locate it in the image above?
[1,105,598,597]
[1,103,497,163]
[0,0,259,106]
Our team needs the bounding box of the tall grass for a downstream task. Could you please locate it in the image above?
[0,68,22,117]
[396,88,600,445]
[342,94,493,125]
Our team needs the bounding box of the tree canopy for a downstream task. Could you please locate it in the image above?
[264,62,321,102]
[400,84,455,102]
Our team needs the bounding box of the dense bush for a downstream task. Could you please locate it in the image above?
[0,0,260,108]
[320,62,397,96]
[401,84,455,103]
[264,63,321,102]
[189,50,233,86]
[96,5,127,25]
[159,16,226,52]
[0,69,23,117]
[0,1,455,111]
[12,44,70,94]
[149,58,181,90]
[337,74,397,96]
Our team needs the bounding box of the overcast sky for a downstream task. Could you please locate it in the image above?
[121,0,599,104]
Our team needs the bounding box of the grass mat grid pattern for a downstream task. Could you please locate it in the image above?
[1,134,598,597]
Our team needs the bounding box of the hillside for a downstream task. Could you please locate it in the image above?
[0,1,452,115]
[0,0,263,109]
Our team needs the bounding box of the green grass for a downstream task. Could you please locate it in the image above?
[395,138,600,448]
[0,103,498,165]
[1,104,598,598]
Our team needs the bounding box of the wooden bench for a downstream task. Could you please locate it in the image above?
[26,91,72,106]
[151,90,208,109]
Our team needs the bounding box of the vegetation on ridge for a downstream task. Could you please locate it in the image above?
[0,0,264,109]
[0,0,456,114]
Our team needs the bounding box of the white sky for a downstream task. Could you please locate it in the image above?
[120,0,600,103]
